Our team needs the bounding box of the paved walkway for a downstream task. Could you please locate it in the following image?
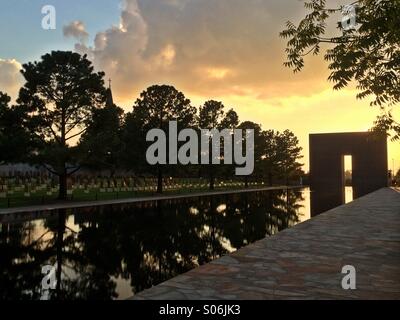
[0,186,299,215]
[132,188,400,300]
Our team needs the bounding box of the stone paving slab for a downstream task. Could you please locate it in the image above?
[132,188,400,300]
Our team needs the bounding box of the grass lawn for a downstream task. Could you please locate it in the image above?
[0,182,268,209]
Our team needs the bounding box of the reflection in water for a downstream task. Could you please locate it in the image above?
[344,186,353,204]
[311,186,354,217]
[0,188,308,300]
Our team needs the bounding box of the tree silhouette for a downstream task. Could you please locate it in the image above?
[235,123,303,186]
[0,92,32,165]
[237,121,264,186]
[79,103,124,177]
[275,130,303,185]
[260,129,279,186]
[198,100,239,189]
[129,85,196,193]
[17,51,107,199]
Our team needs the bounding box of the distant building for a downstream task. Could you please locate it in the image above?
[0,163,47,175]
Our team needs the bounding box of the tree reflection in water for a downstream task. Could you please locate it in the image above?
[0,189,306,300]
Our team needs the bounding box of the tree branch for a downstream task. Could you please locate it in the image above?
[67,166,81,176]
[42,163,59,176]
[47,123,61,144]
[65,128,87,141]
[300,44,318,57]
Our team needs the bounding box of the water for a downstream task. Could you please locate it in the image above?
[344,186,353,204]
[0,188,311,300]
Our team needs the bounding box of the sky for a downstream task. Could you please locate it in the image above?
[0,0,398,172]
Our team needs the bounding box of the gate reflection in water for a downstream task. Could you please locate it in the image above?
[310,186,354,217]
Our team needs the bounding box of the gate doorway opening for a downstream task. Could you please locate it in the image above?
[343,155,353,203]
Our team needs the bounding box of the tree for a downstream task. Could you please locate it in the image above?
[260,129,279,186]
[121,112,148,175]
[280,0,400,140]
[198,100,239,189]
[79,103,124,177]
[220,109,240,130]
[0,92,32,165]
[274,130,303,185]
[237,121,264,187]
[130,85,196,193]
[198,100,225,129]
[17,51,107,200]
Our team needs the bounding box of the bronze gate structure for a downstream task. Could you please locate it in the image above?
[309,132,388,215]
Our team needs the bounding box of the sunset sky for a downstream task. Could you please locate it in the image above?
[0,0,398,172]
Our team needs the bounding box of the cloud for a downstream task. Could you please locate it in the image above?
[72,0,341,106]
[0,58,23,101]
[74,0,149,96]
[63,21,89,43]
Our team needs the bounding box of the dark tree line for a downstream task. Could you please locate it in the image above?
[0,51,304,200]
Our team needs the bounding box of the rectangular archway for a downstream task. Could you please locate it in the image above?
[309,132,388,215]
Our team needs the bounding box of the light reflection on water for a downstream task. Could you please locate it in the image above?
[345,186,354,204]
[0,188,311,300]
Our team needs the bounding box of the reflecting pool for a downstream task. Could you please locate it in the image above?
[0,188,310,300]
